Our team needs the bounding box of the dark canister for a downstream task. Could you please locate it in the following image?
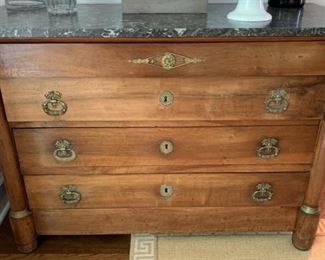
[268,0,305,8]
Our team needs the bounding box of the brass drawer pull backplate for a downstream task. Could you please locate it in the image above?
[129,52,205,71]
[59,185,81,205]
[252,183,273,202]
[53,139,76,162]
[264,89,289,114]
[257,138,280,159]
[43,90,68,116]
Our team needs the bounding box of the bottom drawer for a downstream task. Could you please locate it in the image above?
[24,173,309,209]
[33,207,298,235]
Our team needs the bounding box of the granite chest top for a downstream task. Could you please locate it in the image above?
[0,3,324,40]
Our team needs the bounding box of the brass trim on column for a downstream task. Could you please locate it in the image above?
[10,209,32,219]
[299,204,321,216]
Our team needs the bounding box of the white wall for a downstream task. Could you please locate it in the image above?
[0,0,324,7]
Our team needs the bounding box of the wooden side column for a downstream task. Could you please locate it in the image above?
[292,120,325,250]
[0,92,37,253]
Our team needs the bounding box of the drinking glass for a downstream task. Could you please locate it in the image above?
[5,0,45,10]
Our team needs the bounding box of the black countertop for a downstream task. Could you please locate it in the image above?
[0,3,324,39]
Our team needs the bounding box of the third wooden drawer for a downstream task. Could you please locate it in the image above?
[24,173,308,209]
[14,125,318,175]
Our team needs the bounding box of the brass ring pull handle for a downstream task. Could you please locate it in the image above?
[160,184,174,198]
[264,89,289,114]
[252,183,273,202]
[159,91,174,106]
[256,138,280,159]
[59,185,81,205]
[43,90,68,116]
[160,140,174,155]
[53,139,76,162]
[129,52,205,71]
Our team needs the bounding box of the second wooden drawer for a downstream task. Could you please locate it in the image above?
[2,77,325,124]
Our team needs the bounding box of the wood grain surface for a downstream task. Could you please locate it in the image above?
[14,126,318,175]
[24,172,309,209]
[0,42,324,78]
[2,77,325,123]
[293,120,325,250]
[32,207,299,235]
[7,119,321,129]
[0,92,38,253]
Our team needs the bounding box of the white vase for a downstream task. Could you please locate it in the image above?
[227,0,272,22]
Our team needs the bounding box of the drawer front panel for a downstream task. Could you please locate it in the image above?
[25,173,308,209]
[1,42,325,78]
[33,207,298,235]
[14,126,318,175]
[2,77,325,123]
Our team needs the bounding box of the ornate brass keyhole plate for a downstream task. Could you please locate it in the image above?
[159,91,174,106]
[160,184,174,198]
[160,140,174,155]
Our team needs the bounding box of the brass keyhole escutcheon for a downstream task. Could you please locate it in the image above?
[160,184,174,198]
[159,91,174,106]
[160,140,174,155]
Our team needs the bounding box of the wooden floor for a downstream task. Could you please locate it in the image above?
[0,217,130,259]
[0,192,324,259]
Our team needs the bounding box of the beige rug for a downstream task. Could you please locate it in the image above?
[130,231,325,260]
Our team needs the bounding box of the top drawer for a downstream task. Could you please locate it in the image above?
[0,42,325,78]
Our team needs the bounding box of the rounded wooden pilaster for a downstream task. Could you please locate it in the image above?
[292,120,325,251]
[0,93,38,253]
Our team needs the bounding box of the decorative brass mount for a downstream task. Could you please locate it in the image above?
[59,185,81,205]
[129,52,205,71]
[256,138,280,159]
[252,183,273,203]
[53,139,76,162]
[42,90,68,116]
[264,89,289,114]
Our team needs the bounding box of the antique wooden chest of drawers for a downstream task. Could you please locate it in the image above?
[0,39,325,253]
